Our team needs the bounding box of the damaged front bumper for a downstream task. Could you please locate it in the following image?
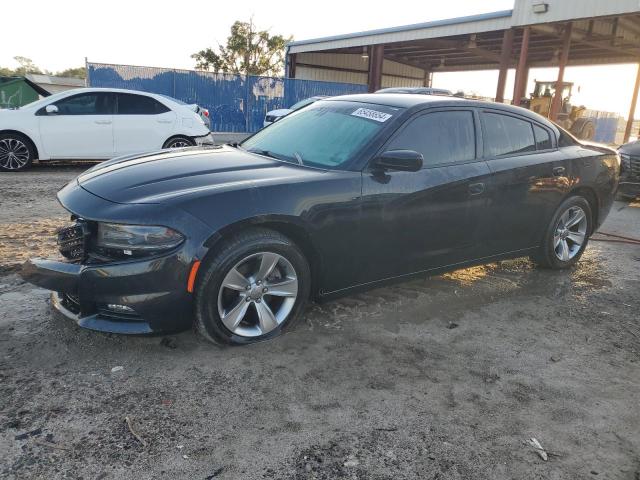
[194,132,215,146]
[22,251,194,335]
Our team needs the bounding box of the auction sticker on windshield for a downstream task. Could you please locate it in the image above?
[351,108,392,123]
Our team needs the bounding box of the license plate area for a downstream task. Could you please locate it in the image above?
[57,222,89,261]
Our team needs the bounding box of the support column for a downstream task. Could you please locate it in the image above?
[287,53,297,78]
[368,45,384,93]
[423,68,432,87]
[624,63,640,143]
[495,28,514,103]
[549,22,573,121]
[511,27,530,106]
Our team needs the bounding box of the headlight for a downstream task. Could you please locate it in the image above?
[96,223,184,252]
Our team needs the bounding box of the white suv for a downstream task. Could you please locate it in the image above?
[0,88,214,171]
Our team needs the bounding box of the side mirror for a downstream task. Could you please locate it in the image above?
[45,104,59,115]
[371,150,423,172]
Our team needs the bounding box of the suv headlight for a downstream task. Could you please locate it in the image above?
[96,223,184,252]
[619,153,630,171]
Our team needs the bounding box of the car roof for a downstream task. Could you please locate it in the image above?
[376,87,451,94]
[48,87,181,101]
[324,93,558,128]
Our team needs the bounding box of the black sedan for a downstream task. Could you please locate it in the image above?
[22,94,620,345]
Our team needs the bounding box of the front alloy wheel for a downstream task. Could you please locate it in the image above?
[217,252,298,337]
[195,228,310,345]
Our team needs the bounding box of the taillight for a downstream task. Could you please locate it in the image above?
[203,109,209,117]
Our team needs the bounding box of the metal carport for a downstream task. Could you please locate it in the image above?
[286,0,640,142]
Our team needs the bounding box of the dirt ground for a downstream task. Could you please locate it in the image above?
[1,165,639,480]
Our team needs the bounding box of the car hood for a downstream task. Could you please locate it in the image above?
[76,146,317,205]
[266,109,291,117]
[619,140,640,155]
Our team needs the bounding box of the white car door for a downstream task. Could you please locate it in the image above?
[38,92,114,159]
[112,93,176,156]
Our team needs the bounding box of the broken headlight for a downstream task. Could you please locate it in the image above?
[96,223,184,255]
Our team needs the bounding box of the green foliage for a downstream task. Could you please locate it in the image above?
[56,67,86,79]
[0,57,86,79]
[1,56,43,77]
[192,19,292,77]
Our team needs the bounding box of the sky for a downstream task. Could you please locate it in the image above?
[3,0,639,118]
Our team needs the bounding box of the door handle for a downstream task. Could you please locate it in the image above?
[469,182,485,195]
[157,120,172,124]
[94,120,112,125]
[552,166,566,176]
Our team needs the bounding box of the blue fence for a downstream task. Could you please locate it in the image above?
[87,63,367,133]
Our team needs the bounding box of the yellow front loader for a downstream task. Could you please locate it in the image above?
[523,81,595,141]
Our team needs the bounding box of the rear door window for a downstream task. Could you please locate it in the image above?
[116,93,170,115]
[533,124,552,150]
[482,112,535,157]
[386,110,476,167]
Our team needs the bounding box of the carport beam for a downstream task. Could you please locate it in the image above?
[623,63,640,143]
[549,23,573,121]
[368,45,384,93]
[511,27,530,105]
[423,69,432,88]
[288,53,297,78]
[495,29,514,103]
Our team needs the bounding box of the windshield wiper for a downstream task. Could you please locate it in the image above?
[246,148,305,166]
[247,148,280,159]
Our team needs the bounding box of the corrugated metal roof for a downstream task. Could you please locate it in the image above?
[288,10,513,53]
[25,74,85,87]
[288,0,640,54]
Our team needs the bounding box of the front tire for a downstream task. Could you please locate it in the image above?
[0,133,35,172]
[533,196,592,269]
[163,136,195,149]
[195,228,311,345]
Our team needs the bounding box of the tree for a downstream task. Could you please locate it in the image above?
[13,56,43,76]
[192,19,292,77]
[56,67,86,79]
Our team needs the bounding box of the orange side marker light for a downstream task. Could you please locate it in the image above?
[187,260,201,293]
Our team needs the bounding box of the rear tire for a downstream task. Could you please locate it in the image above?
[533,196,592,269]
[0,133,35,172]
[163,136,195,149]
[194,228,311,345]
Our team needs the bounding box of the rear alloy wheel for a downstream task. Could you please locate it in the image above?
[163,136,195,149]
[195,228,310,345]
[553,206,588,262]
[0,134,34,172]
[533,196,592,269]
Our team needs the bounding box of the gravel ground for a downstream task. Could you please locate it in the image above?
[1,165,639,480]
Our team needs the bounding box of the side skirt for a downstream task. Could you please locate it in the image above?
[317,246,539,301]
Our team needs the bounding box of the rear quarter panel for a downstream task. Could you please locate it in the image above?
[565,143,619,229]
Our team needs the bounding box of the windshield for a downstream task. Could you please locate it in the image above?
[241,100,402,170]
